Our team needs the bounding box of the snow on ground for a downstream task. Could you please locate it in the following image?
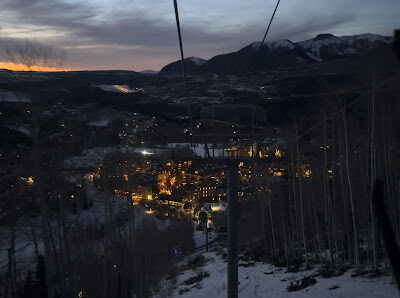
[189,57,207,66]
[299,34,392,58]
[5,125,31,136]
[1,145,169,277]
[0,182,156,275]
[192,228,218,249]
[88,119,110,127]
[250,34,392,60]
[162,251,398,298]
[209,202,227,212]
[63,147,117,169]
[0,90,31,103]
[252,40,295,50]
[63,146,141,170]
[0,182,116,273]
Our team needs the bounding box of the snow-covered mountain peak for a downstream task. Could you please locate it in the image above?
[298,33,392,59]
[188,56,207,66]
[160,33,392,75]
[251,39,295,50]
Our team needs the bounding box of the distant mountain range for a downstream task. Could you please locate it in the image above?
[139,70,159,75]
[159,33,392,75]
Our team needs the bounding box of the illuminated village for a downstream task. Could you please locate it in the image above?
[0,3,399,295]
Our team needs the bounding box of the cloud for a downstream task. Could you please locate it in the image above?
[0,0,396,70]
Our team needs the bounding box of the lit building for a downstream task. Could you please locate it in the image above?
[193,185,224,202]
[132,186,153,201]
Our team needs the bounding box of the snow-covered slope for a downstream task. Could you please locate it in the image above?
[250,34,391,62]
[159,33,392,75]
[6,125,31,136]
[298,33,392,61]
[189,56,207,66]
[159,56,207,75]
[251,39,296,50]
[0,90,31,103]
[159,251,398,298]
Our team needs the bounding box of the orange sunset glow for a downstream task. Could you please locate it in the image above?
[0,62,70,72]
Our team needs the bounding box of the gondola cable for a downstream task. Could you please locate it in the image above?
[260,0,281,49]
[173,0,192,130]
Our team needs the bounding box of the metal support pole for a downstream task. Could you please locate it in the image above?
[206,221,209,252]
[227,161,238,298]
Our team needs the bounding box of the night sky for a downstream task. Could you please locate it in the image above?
[0,0,398,71]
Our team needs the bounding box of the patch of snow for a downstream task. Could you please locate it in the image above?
[0,182,157,274]
[250,34,390,60]
[189,57,207,66]
[209,202,227,212]
[192,228,219,249]
[299,33,392,59]
[63,147,117,169]
[159,251,398,298]
[0,90,31,103]
[305,52,323,62]
[6,125,31,136]
[63,146,150,171]
[88,119,109,127]
[252,39,295,50]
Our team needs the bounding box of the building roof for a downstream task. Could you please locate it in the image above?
[194,202,213,215]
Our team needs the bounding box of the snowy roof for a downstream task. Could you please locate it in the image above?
[194,202,213,215]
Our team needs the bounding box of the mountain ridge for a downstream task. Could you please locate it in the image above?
[159,56,207,75]
[159,33,392,75]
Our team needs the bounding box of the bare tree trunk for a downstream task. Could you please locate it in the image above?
[259,193,268,258]
[311,184,323,264]
[6,42,65,298]
[323,113,334,264]
[338,122,352,262]
[31,227,40,260]
[290,147,300,260]
[342,103,360,273]
[266,185,276,261]
[286,165,295,264]
[296,124,308,267]
[32,80,57,297]
[102,163,112,298]
[330,118,339,262]
[281,200,290,269]
[370,79,379,273]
